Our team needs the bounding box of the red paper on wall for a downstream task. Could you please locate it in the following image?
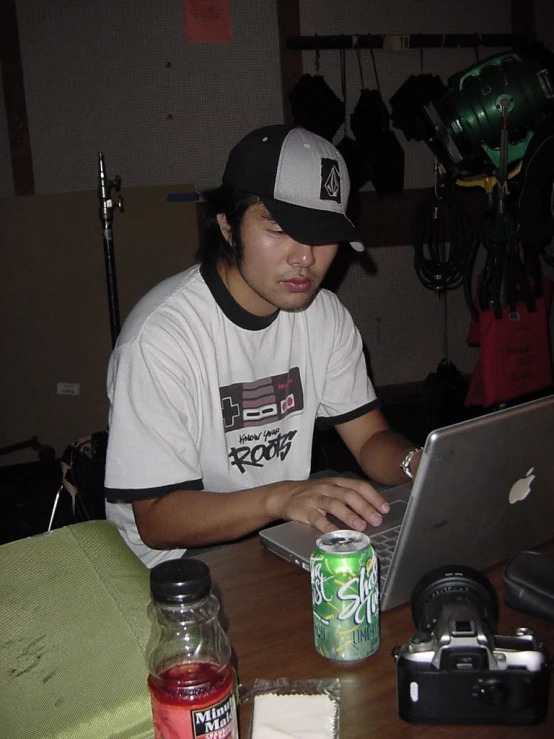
[184,0,232,43]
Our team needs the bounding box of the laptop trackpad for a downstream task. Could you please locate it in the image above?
[327,499,407,535]
[364,499,407,535]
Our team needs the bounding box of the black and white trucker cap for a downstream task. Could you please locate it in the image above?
[222,124,365,252]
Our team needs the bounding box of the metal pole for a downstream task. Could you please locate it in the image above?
[97,153,123,347]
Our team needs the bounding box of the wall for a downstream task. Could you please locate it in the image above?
[1,0,553,462]
[15,0,283,194]
[296,0,554,386]
[536,0,554,51]
[1,0,284,463]
[297,0,509,385]
[0,186,199,463]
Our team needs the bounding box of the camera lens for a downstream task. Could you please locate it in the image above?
[410,565,499,634]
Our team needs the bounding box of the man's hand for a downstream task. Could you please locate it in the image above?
[265,476,391,535]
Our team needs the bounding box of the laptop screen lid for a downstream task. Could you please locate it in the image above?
[259,394,554,611]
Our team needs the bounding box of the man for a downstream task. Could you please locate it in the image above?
[105,124,422,567]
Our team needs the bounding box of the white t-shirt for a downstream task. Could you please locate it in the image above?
[104,263,378,566]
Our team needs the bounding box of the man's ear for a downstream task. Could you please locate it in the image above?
[216,213,232,244]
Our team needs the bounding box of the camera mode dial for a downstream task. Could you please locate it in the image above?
[408,632,433,652]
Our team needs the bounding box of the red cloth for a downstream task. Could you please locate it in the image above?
[466,296,553,407]
[466,278,553,348]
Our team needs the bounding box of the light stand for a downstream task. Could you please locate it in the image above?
[98,153,123,348]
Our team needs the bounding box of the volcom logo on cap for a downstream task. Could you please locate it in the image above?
[320,158,341,204]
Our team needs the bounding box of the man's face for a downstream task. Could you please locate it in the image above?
[217,202,339,316]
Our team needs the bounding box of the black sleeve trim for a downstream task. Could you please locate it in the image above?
[316,399,382,429]
[105,478,204,503]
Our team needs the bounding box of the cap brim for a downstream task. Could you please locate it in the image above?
[261,197,365,252]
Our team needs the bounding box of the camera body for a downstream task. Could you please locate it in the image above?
[394,566,550,725]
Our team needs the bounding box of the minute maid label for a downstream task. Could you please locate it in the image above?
[192,693,236,738]
[152,685,237,739]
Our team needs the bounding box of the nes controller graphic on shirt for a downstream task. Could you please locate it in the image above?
[220,368,304,432]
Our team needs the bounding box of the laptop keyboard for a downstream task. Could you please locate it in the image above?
[371,525,402,584]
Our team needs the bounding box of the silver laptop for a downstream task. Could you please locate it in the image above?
[260,393,554,611]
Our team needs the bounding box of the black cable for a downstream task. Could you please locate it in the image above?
[463,199,545,320]
[542,180,554,265]
[411,179,472,293]
[340,48,347,139]
[542,238,554,266]
[463,205,496,320]
[355,46,365,90]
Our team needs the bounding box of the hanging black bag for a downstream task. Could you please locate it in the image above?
[350,47,405,197]
[350,48,390,143]
[335,48,373,191]
[289,73,345,142]
[351,88,390,142]
[60,431,108,521]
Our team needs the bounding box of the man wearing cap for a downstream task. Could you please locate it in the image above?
[104,124,422,567]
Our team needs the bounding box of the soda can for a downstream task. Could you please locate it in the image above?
[310,530,379,662]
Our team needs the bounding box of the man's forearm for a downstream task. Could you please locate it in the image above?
[133,484,284,549]
[358,429,422,486]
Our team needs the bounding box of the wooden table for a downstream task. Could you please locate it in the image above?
[199,538,554,738]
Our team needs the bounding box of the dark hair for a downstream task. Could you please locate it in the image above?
[196,184,260,269]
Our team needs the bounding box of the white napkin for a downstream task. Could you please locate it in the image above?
[251,693,338,739]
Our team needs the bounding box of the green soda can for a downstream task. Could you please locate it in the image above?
[310,530,379,662]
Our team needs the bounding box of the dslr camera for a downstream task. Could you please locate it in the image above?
[393,565,550,725]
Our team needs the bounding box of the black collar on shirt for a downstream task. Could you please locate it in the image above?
[200,262,280,331]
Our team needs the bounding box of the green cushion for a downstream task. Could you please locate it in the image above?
[0,521,154,739]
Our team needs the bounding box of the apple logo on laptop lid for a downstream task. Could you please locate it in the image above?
[508,467,536,505]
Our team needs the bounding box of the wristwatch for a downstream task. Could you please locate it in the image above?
[400,447,423,479]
